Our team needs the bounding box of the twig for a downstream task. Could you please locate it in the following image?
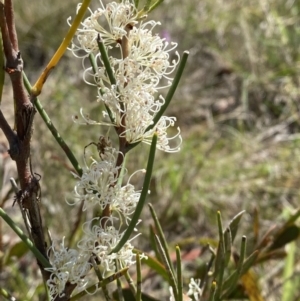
[0,1,49,283]
[4,0,18,51]
[0,110,16,146]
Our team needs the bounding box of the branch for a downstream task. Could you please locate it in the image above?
[0,3,15,65]
[0,1,49,283]
[4,0,18,51]
[0,109,16,146]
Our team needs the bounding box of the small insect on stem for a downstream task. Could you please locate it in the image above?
[84,136,111,160]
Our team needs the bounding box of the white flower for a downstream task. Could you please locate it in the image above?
[111,183,140,220]
[137,115,182,153]
[77,217,136,276]
[169,286,175,301]
[74,102,182,152]
[70,147,121,210]
[68,0,137,56]
[69,253,91,290]
[187,278,202,301]
[45,238,91,300]
[47,272,69,301]
[69,1,181,153]
[128,21,179,78]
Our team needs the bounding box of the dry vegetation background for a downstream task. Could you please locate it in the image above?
[0,0,300,300]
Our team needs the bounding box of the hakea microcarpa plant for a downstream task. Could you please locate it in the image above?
[45,0,187,300]
[0,0,193,300]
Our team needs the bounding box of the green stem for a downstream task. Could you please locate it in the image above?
[31,0,92,96]
[148,203,175,278]
[97,36,116,85]
[97,33,125,113]
[176,246,183,301]
[136,252,142,301]
[148,0,164,13]
[0,208,51,268]
[22,71,82,176]
[110,134,157,254]
[154,234,178,299]
[221,236,247,299]
[150,51,189,130]
[91,256,111,301]
[70,268,128,301]
[214,211,225,300]
[124,269,137,296]
[88,53,114,123]
[116,275,124,301]
[208,282,217,301]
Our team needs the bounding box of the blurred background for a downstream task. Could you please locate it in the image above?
[0,0,300,300]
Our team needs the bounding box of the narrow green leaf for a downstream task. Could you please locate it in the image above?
[0,208,50,268]
[221,236,247,298]
[237,236,247,274]
[136,252,142,301]
[228,210,245,243]
[253,207,259,246]
[111,134,157,254]
[224,227,232,268]
[88,53,115,126]
[200,247,215,290]
[116,274,124,301]
[154,235,178,299]
[135,249,169,281]
[91,256,111,301]
[70,268,128,300]
[217,211,225,253]
[148,0,164,13]
[97,36,116,85]
[149,225,163,263]
[150,51,189,130]
[214,211,225,299]
[148,203,175,277]
[222,250,259,292]
[176,246,183,301]
[124,269,137,296]
[23,72,82,176]
[208,281,217,301]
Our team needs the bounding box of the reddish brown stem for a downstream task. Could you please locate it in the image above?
[0,110,16,144]
[4,0,18,50]
[0,2,50,283]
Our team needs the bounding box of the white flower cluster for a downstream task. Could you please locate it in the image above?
[187,278,202,300]
[69,0,182,152]
[46,238,91,299]
[46,146,142,300]
[169,278,202,301]
[46,0,181,299]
